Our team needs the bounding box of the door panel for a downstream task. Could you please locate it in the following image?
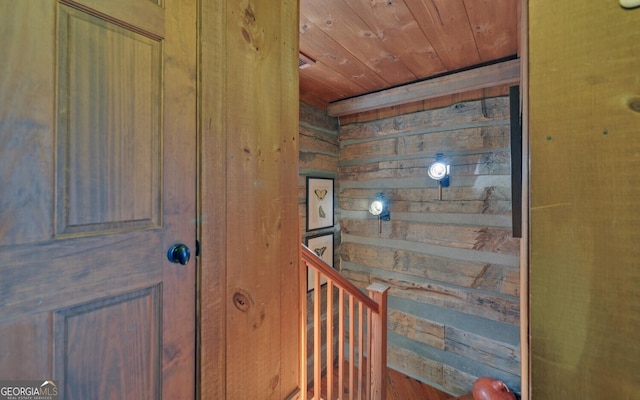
[0,0,196,398]
[0,314,51,380]
[56,4,162,236]
[54,286,161,399]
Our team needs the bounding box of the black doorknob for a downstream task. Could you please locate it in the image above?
[167,243,191,265]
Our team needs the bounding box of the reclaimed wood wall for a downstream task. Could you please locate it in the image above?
[337,95,521,395]
[299,102,341,255]
[529,1,640,398]
[298,102,340,386]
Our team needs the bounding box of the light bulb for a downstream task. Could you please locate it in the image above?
[369,200,384,216]
[428,161,449,180]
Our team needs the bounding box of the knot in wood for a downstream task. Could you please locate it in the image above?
[233,290,252,312]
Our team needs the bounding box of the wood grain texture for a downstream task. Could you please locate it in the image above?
[389,309,445,350]
[342,243,519,297]
[298,105,341,400]
[445,326,520,375]
[388,345,445,387]
[529,0,640,398]
[340,125,510,163]
[199,0,300,398]
[300,102,340,132]
[309,362,455,400]
[299,0,518,110]
[198,0,228,398]
[368,283,389,400]
[339,86,510,125]
[301,248,388,400]
[340,186,512,215]
[340,97,510,141]
[443,366,476,397]
[61,0,164,38]
[299,103,340,258]
[298,12,388,92]
[54,287,161,400]
[346,271,519,325]
[1,1,197,399]
[328,59,519,117]
[386,367,451,400]
[339,151,511,181]
[161,0,198,397]
[463,0,517,62]
[338,95,521,394]
[0,313,51,380]
[344,0,446,78]
[0,0,55,246]
[56,5,162,236]
[341,219,519,255]
[301,0,417,86]
[404,0,481,69]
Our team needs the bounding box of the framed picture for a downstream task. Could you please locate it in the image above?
[306,176,334,231]
[306,232,334,291]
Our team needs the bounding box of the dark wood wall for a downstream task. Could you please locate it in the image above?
[335,94,521,396]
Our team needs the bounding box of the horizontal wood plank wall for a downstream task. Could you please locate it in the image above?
[338,96,521,396]
[299,102,340,386]
[299,102,340,253]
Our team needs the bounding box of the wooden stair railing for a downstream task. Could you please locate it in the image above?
[299,244,389,400]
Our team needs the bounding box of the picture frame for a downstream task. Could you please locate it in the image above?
[306,176,334,231]
[306,232,334,292]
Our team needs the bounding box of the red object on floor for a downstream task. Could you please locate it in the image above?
[471,377,516,400]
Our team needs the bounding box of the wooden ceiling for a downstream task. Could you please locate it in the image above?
[299,0,519,115]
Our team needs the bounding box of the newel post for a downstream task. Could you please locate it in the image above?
[367,283,389,400]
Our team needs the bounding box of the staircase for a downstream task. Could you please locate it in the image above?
[299,244,389,400]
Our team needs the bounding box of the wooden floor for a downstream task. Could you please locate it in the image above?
[307,361,472,400]
[386,368,453,400]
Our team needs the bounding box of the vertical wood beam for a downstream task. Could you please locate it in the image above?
[326,281,334,400]
[199,0,300,398]
[299,253,308,400]
[339,288,345,400]
[368,284,389,400]
[349,296,355,400]
[313,270,322,400]
[198,0,227,398]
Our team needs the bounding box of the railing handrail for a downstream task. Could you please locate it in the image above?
[301,244,380,313]
[300,243,389,400]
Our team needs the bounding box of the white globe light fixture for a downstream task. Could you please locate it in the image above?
[368,193,390,233]
[369,199,384,216]
[427,161,449,181]
[427,153,450,200]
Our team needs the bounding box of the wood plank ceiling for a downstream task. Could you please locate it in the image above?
[299,0,519,115]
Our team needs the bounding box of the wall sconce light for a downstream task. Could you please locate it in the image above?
[427,153,450,200]
[369,192,390,233]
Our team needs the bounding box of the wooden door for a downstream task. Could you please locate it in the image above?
[0,0,196,398]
